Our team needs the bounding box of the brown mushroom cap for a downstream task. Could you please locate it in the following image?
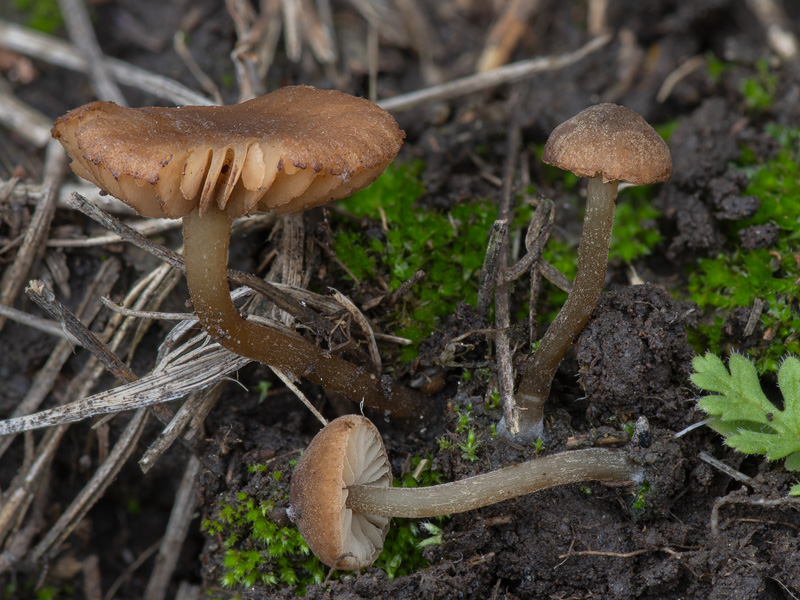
[51,86,404,219]
[542,103,672,185]
[289,415,391,570]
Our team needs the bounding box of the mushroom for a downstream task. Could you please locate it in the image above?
[506,104,673,440]
[289,414,642,569]
[52,86,418,414]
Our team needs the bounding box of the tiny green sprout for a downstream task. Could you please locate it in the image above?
[692,353,800,495]
[273,471,282,481]
[623,421,636,437]
[490,423,498,437]
[255,380,272,403]
[437,436,453,451]
[485,390,501,411]
[533,437,544,453]
[706,51,734,83]
[579,485,593,495]
[459,428,482,462]
[740,59,777,111]
[632,481,651,511]
[461,368,473,382]
[417,522,444,548]
[454,404,474,434]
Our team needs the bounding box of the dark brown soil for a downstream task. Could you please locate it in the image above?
[1,1,799,599]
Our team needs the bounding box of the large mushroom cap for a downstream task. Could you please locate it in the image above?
[289,415,391,570]
[51,86,404,219]
[542,103,672,185]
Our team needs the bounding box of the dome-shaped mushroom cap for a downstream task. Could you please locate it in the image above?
[289,415,391,570]
[542,103,672,185]
[51,86,404,219]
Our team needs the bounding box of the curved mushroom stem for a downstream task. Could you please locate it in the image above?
[507,176,619,440]
[346,447,640,518]
[182,204,421,416]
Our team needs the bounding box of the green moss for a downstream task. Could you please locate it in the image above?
[334,162,497,361]
[686,124,800,371]
[334,160,664,362]
[202,476,325,593]
[610,190,662,263]
[632,480,651,512]
[13,0,63,33]
[740,59,777,112]
[206,459,447,593]
[706,52,734,84]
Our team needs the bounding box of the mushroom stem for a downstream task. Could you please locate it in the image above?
[512,175,619,438]
[346,447,639,518]
[182,204,420,415]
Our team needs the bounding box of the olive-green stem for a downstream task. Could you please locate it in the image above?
[347,447,639,518]
[182,204,421,416]
[511,176,619,438]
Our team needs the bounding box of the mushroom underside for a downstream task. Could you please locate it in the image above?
[288,416,391,570]
[61,133,391,219]
[338,415,391,568]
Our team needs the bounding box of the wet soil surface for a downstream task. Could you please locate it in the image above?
[2,0,800,599]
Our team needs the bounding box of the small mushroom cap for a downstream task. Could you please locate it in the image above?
[542,103,672,185]
[289,415,391,570]
[51,86,404,219]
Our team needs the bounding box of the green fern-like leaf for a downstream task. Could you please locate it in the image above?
[692,353,800,466]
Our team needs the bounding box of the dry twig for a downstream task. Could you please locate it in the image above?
[711,491,800,536]
[476,0,540,73]
[747,0,799,60]
[143,456,201,600]
[58,0,127,105]
[0,76,52,147]
[0,140,66,332]
[0,20,213,106]
[31,409,150,562]
[330,288,381,374]
[0,258,120,460]
[378,34,611,112]
[0,327,250,436]
[138,382,221,474]
[26,280,138,384]
[494,110,523,435]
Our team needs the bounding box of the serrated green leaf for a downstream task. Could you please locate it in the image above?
[699,395,774,424]
[693,353,775,424]
[693,352,800,486]
[705,418,775,438]
[726,430,800,460]
[784,451,800,471]
[779,357,800,416]
[690,353,734,393]
[724,429,779,454]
